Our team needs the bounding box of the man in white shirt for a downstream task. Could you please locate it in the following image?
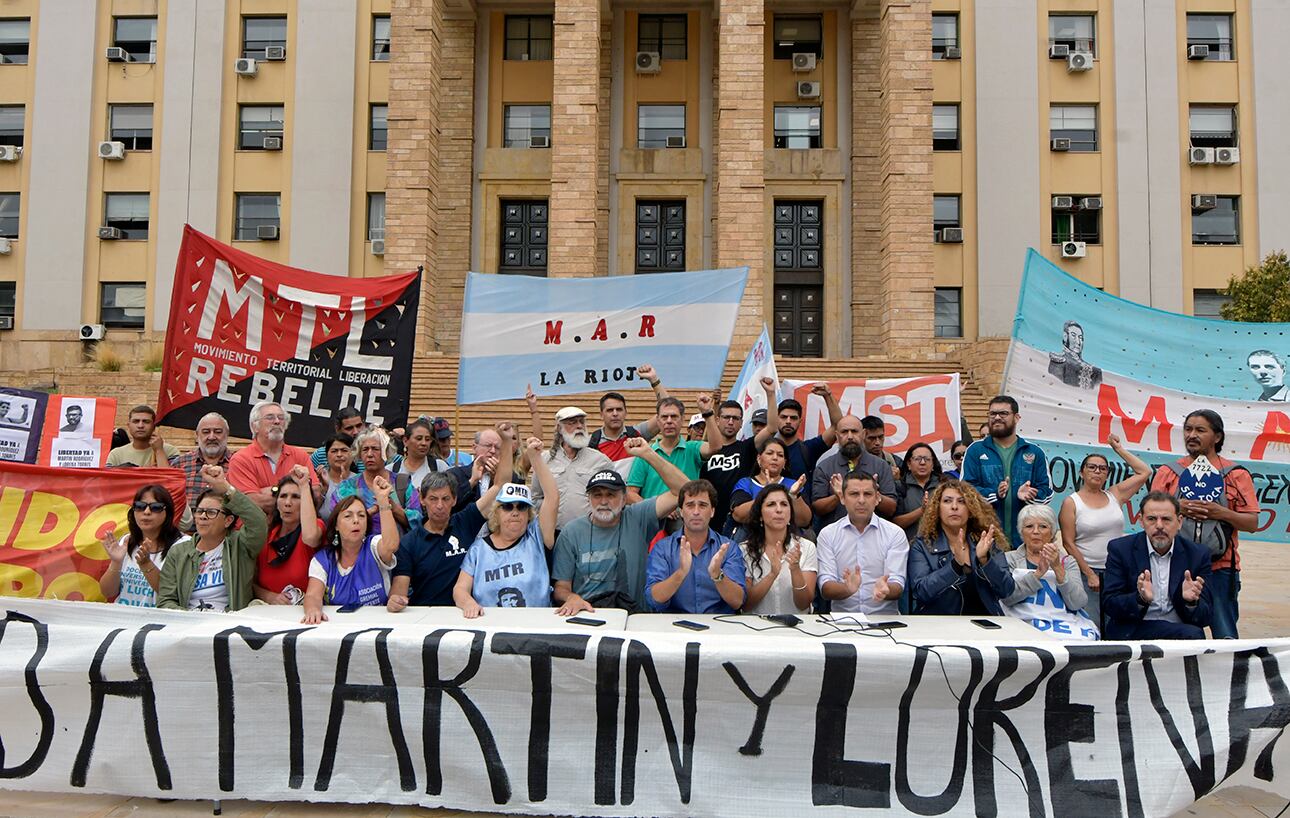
[817,472,909,615]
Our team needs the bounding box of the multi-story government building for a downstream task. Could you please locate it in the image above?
[0,0,1286,372]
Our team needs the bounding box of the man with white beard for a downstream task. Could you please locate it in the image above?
[173,412,234,514]
[532,407,614,531]
[552,438,689,614]
[228,400,322,513]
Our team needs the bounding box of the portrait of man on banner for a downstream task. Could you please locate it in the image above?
[1247,349,1289,402]
[1048,319,1102,389]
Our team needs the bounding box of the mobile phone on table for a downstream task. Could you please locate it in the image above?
[336,603,362,614]
[566,616,605,627]
[673,619,709,631]
[970,618,1003,630]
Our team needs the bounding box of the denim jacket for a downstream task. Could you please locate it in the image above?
[908,532,1016,615]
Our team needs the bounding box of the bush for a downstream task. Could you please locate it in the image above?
[93,344,125,372]
[1220,251,1290,323]
[142,343,164,372]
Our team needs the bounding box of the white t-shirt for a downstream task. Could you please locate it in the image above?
[740,536,818,615]
[400,459,435,491]
[188,544,230,612]
[114,535,188,607]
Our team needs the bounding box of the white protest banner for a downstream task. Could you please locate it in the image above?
[4,599,1289,816]
[726,325,779,437]
[781,374,962,459]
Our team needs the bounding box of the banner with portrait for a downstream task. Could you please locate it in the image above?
[36,395,117,469]
[1003,249,1290,541]
[0,386,48,463]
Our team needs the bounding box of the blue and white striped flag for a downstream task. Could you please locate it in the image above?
[457,268,749,404]
[727,325,780,438]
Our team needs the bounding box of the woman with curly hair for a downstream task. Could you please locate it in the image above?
[739,483,817,614]
[907,479,1016,615]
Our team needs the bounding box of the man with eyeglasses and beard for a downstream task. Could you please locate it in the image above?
[811,414,897,528]
[961,395,1052,549]
[532,406,614,531]
[228,400,322,514]
[552,438,690,615]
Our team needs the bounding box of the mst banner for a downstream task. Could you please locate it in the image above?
[2,600,1290,816]
[457,267,748,404]
[0,462,186,601]
[1004,250,1290,541]
[157,226,421,444]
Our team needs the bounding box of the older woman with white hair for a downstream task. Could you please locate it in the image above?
[321,426,421,535]
[1000,503,1097,639]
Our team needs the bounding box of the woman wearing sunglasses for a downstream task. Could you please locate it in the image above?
[944,440,969,480]
[253,465,322,605]
[1057,433,1151,629]
[158,465,268,612]
[99,485,189,607]
[454,437,559,617]
[301,475,401,624]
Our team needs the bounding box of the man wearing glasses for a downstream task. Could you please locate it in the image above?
[447,426,507,513]
[960,395,1052,548]
[227,400,321,513]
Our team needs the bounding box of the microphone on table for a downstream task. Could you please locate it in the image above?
[762,614,801,628]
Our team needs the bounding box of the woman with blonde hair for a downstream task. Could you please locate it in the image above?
[907,479,1015,615]
[1001,504,1097,639]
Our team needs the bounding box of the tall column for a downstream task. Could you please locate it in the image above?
[387,0,444,353]
[851,1,882,355]
[714,0,766,349]
[548,0,601,277]
[878,0,934,352]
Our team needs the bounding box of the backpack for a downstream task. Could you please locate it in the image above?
[1164,461,1245,559]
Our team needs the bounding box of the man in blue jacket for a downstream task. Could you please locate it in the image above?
[960,395,1053,548]
[1102,492,1212,640]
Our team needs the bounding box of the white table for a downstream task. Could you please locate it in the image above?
[233,604,629,631]
[623,613,1061,643]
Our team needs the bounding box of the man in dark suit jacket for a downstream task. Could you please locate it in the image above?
[1104,492,1213,640]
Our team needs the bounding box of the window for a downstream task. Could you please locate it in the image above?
[503,105,550,148]
[932,105,959,151]
[0,105,22,147]
[773,15,823,60]
[935,288,962,337]
[1193,196,1240,245]
[238,105,284,150]
[1050,104,1098,151]
[367,193,385,241]
[932,14,958,59]
[235,193,280,240]
[113,17,157,63]
[499,200,548,275]
[635,201,685,273]
[103,193,149,240]
[372,15,391,61]
[109,104,152,151]
[0,281,13,322]
[638,14,687,61]
[774,106,821,149]
[1190,106,1237,148]
[504,15,553,61]
[1193,289,1230,319]
[242,17,287,60]
[370,104,388,150]
[0,192,18,239]
[637,104,685,148]
[0,18,30,65]
[100,283,146,329]
[1049,14,1095,55]
[1187,14,1233,61]
[933,195,961,239]
[1051,198,1101,244]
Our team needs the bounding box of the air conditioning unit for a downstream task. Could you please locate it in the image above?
[1079,197,1103,211]
[1192,194,1218,211]
[1187,44,1210,60]
[0,316,12,331]
[529,135,550,148]
[665,135,686,148]
[797,81,821,99]
[370,238,385,256]
[98,141,126,160]
[79,323,106,341]
[234,57,258,76]
[1216,147,1240,165]
[105,46,130,62]
[1061,241,1087,259]
[1050,138,1071,152]
[635,51,661,74]
[98,226,123,241]
[262,136,283,151]
[1049,44,1070,59]
[937,227,964,244]
[1067,51,1093,72]
[264,45,287,61]
[1189,146,1215,165]
[943,46,962,60]
[257,224,280,240]
[0,237,11,255]
[1051,195,1075,210]
[0,145,20,162]
[791,52,817,72]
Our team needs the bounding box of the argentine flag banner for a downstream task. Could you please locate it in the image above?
[457,268,750,404]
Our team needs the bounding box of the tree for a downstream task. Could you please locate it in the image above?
[1220,251,1290,322]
